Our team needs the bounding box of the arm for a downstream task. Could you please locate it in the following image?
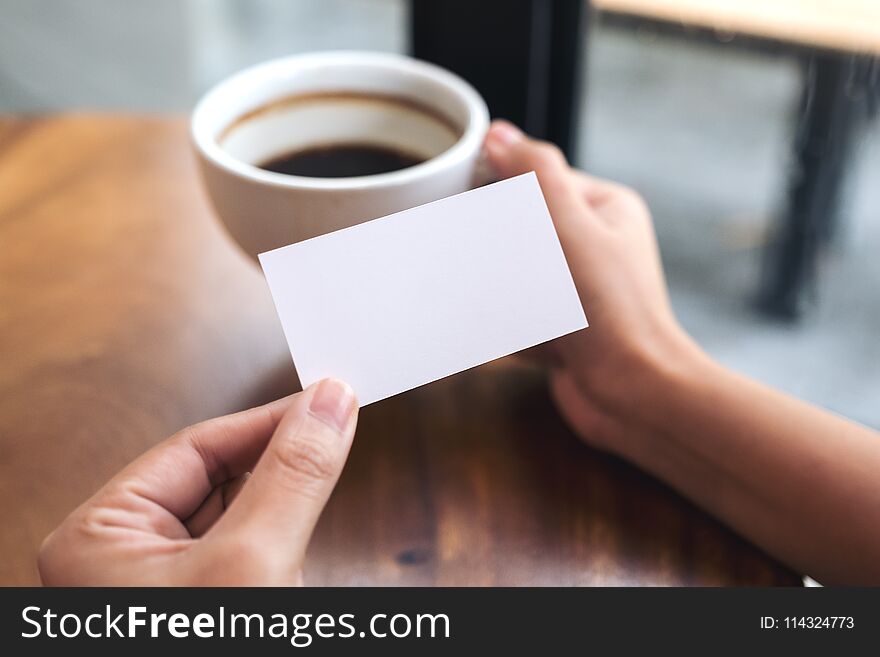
[485,120,880,584]
[606,341,880,585]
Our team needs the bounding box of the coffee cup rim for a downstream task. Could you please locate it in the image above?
[192,50,489,191]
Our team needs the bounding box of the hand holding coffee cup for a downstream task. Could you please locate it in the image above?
[192,51,489,259]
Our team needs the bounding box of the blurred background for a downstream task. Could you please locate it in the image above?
[2,0,878,428]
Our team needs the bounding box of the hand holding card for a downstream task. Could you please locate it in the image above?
[259,173,588,406]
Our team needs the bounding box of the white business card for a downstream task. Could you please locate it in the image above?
[259,172,588,406]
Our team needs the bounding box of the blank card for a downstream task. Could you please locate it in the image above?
[259,172,588,406]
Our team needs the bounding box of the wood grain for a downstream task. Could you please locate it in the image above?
[0,115,800,586]
[593,0,880,55]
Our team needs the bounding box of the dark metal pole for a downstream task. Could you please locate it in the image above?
[409,0,588,162]
[758,53,877,319]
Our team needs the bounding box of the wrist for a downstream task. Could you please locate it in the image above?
[583,323,717,460]
[633,328,716,424]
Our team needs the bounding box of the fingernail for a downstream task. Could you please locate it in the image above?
[489,120,523,146]
[308,378,356,432]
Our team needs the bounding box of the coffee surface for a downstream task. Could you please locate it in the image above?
[259,143,424,178]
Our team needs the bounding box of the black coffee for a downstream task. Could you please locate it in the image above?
[259,144,424,178]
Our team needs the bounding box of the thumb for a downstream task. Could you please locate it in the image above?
[483,120,591,242]
[209,378,358,565]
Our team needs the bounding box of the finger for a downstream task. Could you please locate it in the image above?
[550,369,618,444]
[210,378,358,562]
[516,341,562,368]
[571,170,638,211]
[185,473,251,538]
[223,471,250,507]
[572,170,619,206]
[99,394,296,522]
[483,120,592,244]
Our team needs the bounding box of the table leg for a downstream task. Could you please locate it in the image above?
[758,53,878,319]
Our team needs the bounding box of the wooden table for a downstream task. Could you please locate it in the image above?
[593,0,880,55]
[0,115,800,586]
[592,0,880,319]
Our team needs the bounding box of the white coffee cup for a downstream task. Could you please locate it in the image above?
[192,51,490,260]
